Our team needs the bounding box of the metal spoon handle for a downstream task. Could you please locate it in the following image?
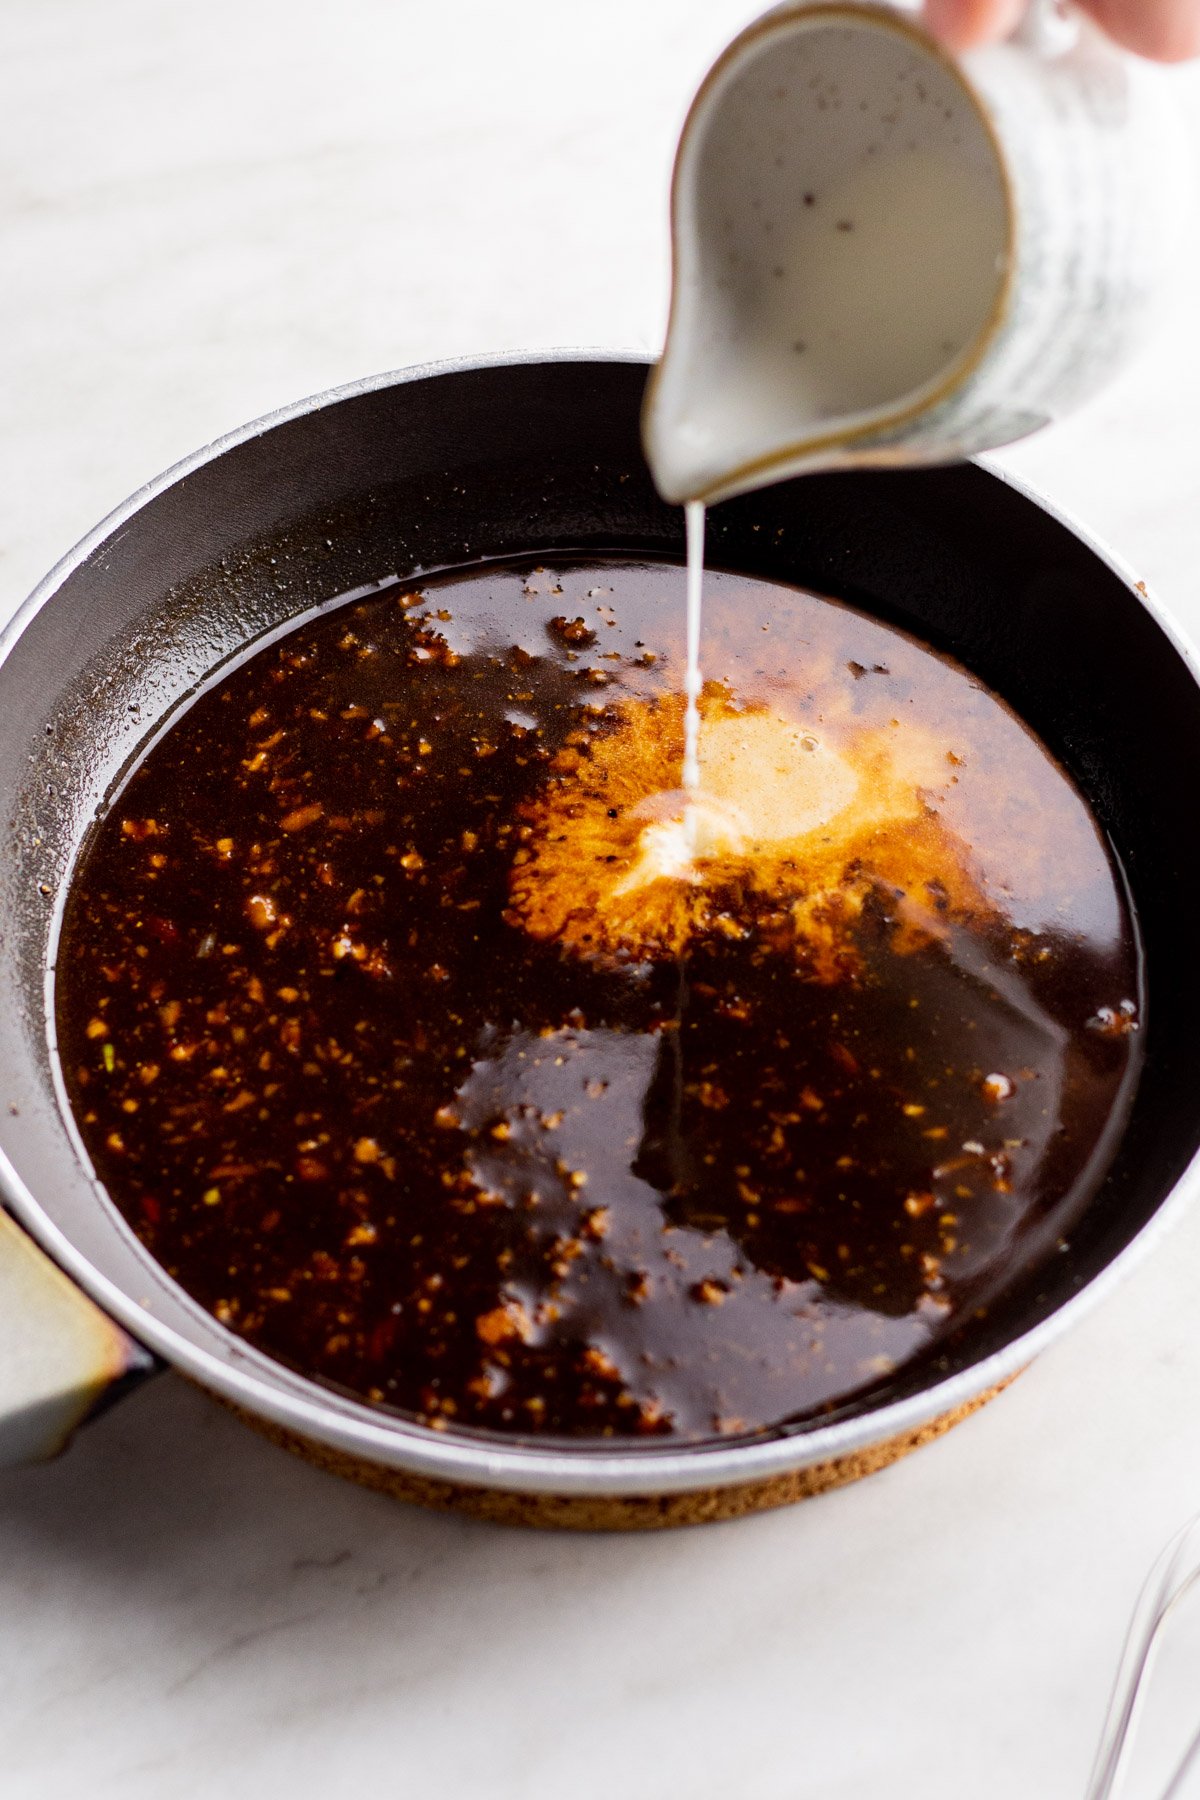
[1085,1514,1200,1800]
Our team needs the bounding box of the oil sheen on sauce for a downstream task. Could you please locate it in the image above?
[55,558,1142,1443]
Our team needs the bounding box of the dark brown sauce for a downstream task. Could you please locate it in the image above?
[55,558,1141,1442]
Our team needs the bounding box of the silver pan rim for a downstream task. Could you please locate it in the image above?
[3,349,1197,1498]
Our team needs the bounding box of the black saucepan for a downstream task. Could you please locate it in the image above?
[1,354,1196,1528]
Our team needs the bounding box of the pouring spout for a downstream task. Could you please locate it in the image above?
[642,3,1012,506]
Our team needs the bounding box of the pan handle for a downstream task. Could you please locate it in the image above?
[0,1208,157,1468]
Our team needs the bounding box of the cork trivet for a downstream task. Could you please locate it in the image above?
[216,1373,1018,1531]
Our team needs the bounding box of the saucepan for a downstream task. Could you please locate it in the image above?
[2,352,1198,1529]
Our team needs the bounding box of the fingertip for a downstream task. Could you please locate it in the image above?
[1082,0,1200,60]
[923,0,1026,50]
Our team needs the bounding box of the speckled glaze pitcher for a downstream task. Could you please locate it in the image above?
[643,0,1185,505]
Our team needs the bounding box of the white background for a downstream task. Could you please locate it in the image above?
[5,4,1200,1796]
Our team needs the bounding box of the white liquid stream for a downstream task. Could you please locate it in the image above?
[683,499,705,797]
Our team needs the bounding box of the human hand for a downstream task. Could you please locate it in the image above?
[923,0,1200,59]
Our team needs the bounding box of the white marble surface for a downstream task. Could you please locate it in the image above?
[5,4,1200,1796]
